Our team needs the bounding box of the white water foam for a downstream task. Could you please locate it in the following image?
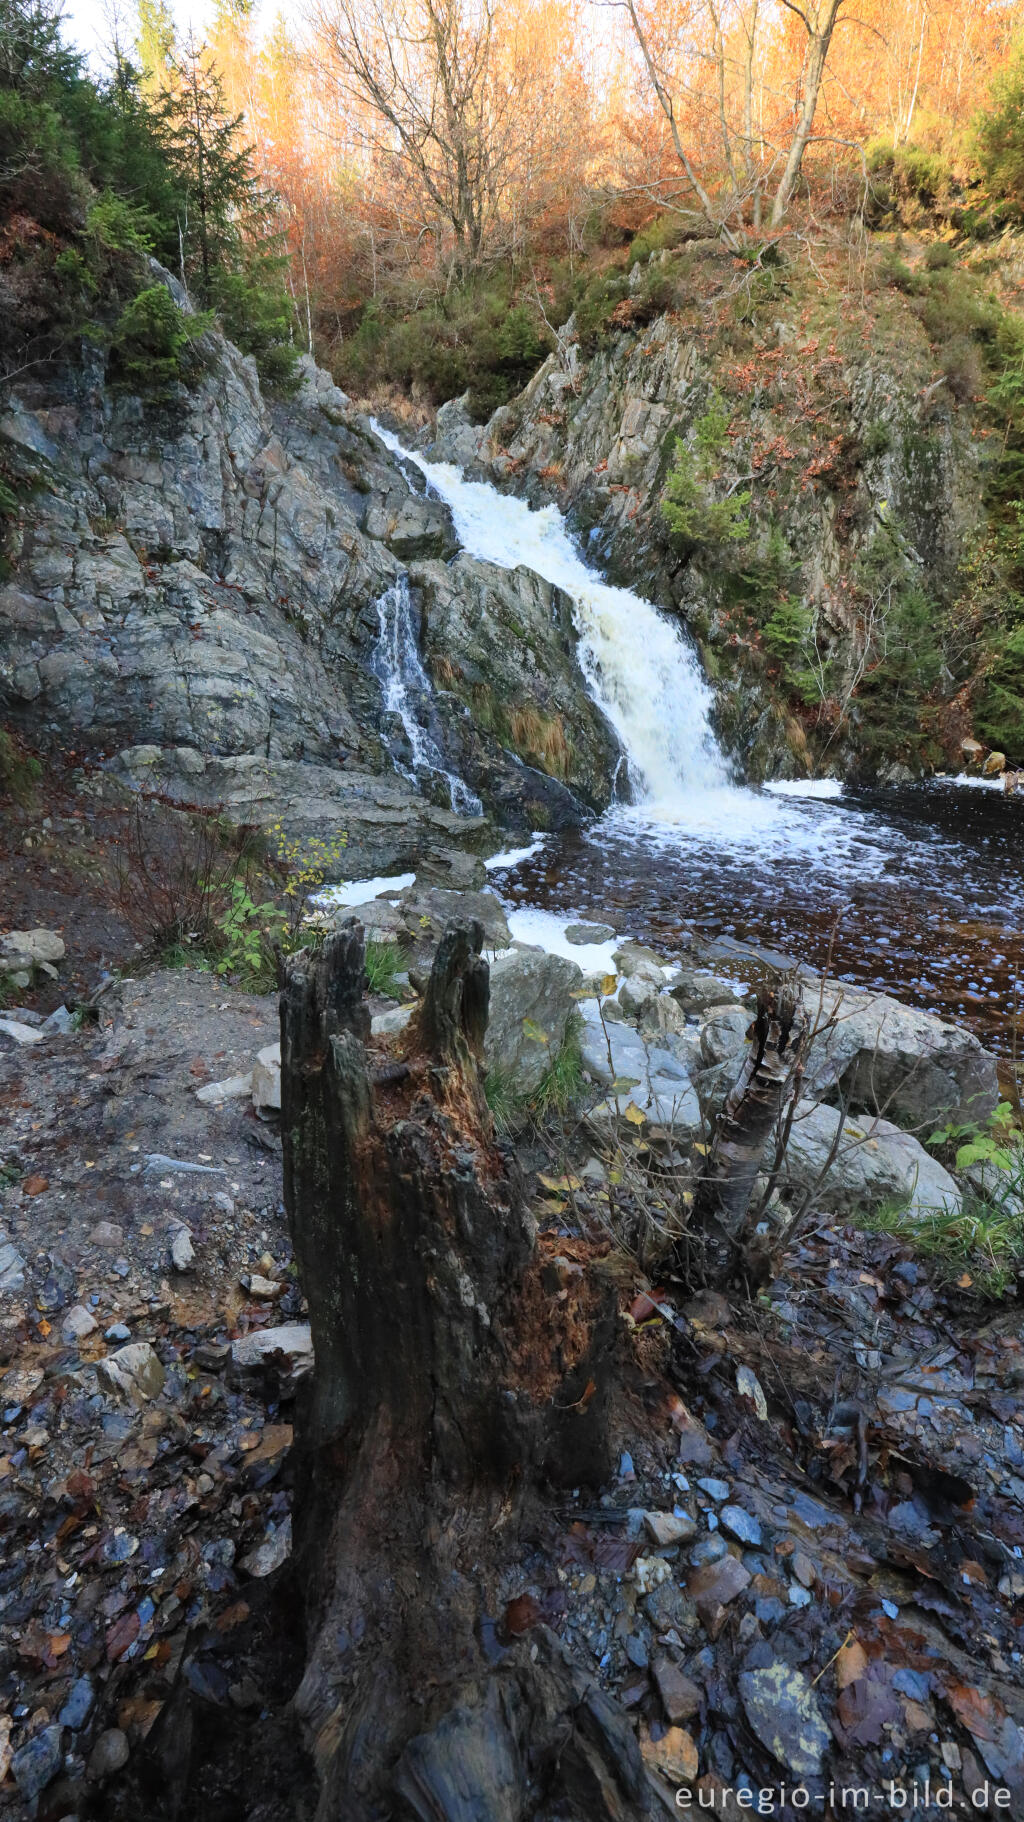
[369,422,938,884]
[372,420,728,806]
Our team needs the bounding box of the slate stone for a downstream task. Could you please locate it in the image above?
[737,1664,831,1776]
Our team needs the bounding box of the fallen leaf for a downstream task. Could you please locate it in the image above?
[503,1593,543,1636]
[22,1175,49,1196]
[837,1639,868,1690]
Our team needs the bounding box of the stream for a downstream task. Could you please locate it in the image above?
[371,422,1024,1059]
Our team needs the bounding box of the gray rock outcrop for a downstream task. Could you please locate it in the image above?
[0,275,620,871]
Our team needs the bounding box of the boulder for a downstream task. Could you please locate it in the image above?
[0,1017,46,1046]
[228,1323,314,1386]
[778,1100,960,1217]
[667,969,740,1015]
[363,487,457,561]
[484,947,582,1090]
[97,1342,166,1404]
[580,1010,648,1087]
[800,980,999,1129]
[638,994,691,1041]
[1,929,65,978]
[613,944,667,979]
[618,975,658,1019]
[699,1004,751,1066]
[398,886,511,953]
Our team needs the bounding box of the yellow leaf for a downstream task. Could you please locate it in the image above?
[624,1103,647,1126]
[600,974,618,996]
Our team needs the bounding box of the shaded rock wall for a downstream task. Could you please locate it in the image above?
[0,270,622,872]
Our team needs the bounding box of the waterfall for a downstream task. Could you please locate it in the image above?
[371,419,731,810]
[370,574,483,817]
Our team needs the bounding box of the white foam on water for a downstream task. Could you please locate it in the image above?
[946,773,1004,791]
[485,835,548,871]
[765,778,844,799]
[506,906,620,974]
[314,872,415,908]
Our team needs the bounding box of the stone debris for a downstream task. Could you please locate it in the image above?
[737,1665,831,1777]
[0,1016,46,1046]
[169,1224,196,1272]
[97,1341,166,1403]
[251,1042,282,1111]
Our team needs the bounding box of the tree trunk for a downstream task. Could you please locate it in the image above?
[280,922,649,1820]
[769,1,844,227]
[689,983,807,1287]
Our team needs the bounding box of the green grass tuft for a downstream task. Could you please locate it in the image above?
[364,938,406,1000]
[858,1192,1024,1301]
[483,1015,584,1133]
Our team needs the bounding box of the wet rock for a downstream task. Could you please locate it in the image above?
[737,1664,830,1776]
[62,1303,98,1343]
[483,947,582,1091]
[11,1724,63,1800]
[88,1728,130,1780]
[652,1657,702,1724]
[97,1341,166,1403]
[566,923,615,944]
[719,1506,762,1547]
[251,1042,282,1111]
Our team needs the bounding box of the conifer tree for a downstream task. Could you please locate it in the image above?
[135,0,174,95]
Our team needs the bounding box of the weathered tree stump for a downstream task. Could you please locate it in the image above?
[280,922,648,1820]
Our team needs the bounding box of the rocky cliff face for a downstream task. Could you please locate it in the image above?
[0,268,620,876]
[433,257,983,781]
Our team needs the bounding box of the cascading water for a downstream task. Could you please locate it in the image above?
[370,574,483,817]
[372,420,729,809]
[366,422,1024,1046]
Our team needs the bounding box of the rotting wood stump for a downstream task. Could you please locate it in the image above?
[281,921,654,1821]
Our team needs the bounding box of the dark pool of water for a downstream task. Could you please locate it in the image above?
[492,781,1024,1059]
